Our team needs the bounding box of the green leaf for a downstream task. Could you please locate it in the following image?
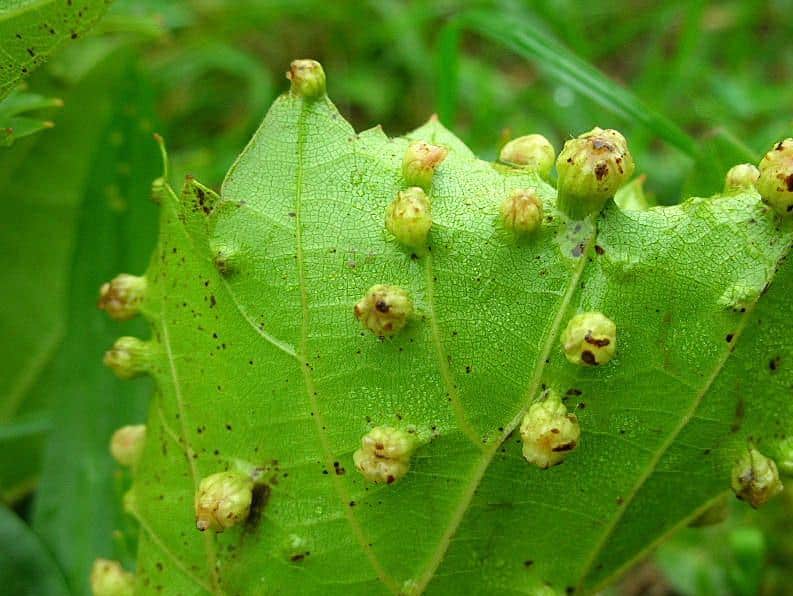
[0,505,69,596]
[655,503,767,596]
[0,41,155,513]
[0,50,107,500]
[0,85,63,147]
[127,66,791,594]
[24,48,159,594]
[0,0,112,101]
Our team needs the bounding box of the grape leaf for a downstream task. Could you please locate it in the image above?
[0,0,111,101]
[126,65,792,594]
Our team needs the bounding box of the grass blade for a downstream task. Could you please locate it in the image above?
[439,9,699,158]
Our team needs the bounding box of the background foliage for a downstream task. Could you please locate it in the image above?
[0,1,791,594]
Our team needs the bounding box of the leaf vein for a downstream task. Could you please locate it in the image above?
[292,100,400,594]
[575,240,792,591]
[423,253,483,448]
[411,220,598,593]
[159,311,222,595]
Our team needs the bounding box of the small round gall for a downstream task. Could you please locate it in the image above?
[723,163,760,193]
[90,558,134,596]
[287,59,326,99]
[501,188,543,235]
[561,311,617,366]
[194,471,254,532]
[520,390,580,469]
[103,337,151,380]
[731,447,783,508]
[757,138,793,215]
[499,134,555,179]
[209,241,241,277]
[555,127,634,219]
[354,284,413,337]
[402,140,448,190]
[98,274,147,321]
[109,424,146,467]
[385,187,432,249]
[353,426,416,484]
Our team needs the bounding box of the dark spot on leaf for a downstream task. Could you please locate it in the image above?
[581,350,596,365]
[769,356,780,372]
[594,245,605,255]
[725,333,734,342]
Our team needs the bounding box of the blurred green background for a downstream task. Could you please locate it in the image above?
[1,0,792,594]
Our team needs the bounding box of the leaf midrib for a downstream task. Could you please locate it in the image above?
[411,219,598,594]
[291,99,401,594]
[423,246,482,448]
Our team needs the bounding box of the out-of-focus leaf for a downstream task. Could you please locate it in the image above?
[438,8,699,159]
[685,127,760,198]
[0,42,130,500]
[0,504,69,596]
[655,504,767,596]
[0,85,62,146]
[153,39,273,185]
[0,0,112,101]
[0,413,51,502]
[24,48,159,594]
